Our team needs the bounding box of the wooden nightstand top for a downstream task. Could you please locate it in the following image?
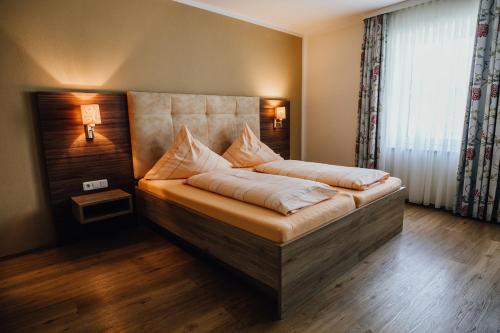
[71,189,130,207]
[71,189,130,206]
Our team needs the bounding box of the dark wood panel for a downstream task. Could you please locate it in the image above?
[260,99,290,159]
[37,92,134,239]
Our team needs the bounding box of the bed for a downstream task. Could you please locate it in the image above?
[128,91,406,319]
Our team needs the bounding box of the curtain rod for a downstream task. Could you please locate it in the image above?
[364,0,434,19]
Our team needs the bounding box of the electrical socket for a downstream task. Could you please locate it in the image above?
[83,182,94,191]
[82,179,109,191]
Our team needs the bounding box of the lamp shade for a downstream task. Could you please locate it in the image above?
[275,106,286,120]
[80,104,101,125]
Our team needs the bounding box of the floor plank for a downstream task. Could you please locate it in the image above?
[1,205,499,333]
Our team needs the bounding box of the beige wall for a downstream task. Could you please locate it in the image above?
[0,0,302,257]
[304,22,363,166]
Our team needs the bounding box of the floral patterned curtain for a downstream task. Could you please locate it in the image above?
[456,0,500,223]
[355,14,387,169]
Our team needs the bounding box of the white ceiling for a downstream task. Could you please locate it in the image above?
[175,0,406,36]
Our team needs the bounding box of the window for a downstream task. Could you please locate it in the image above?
[379,0,479,209]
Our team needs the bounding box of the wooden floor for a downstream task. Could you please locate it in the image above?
[1,205,499,333]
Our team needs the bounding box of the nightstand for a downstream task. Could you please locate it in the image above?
[71,189,133,224]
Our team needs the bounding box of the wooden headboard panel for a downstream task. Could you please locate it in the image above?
[37,92,134,203]
[37,92,134,235]
[260,99,290,159]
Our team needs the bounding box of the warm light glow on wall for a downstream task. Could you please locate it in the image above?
[265,99,284,109]
[71,93,98,101]
[253,79,288,99]
[70,132,115,150]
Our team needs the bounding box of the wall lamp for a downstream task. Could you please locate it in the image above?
[80,104,101,140]
[274,106,286,129]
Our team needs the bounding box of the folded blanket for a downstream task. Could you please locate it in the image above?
[186,169,337,215]
[255,160,389,191]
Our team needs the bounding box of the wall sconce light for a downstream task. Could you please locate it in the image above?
[80,104,101,140]
[274,106,286,129]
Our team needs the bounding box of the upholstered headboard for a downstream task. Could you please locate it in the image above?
[127,91,260,179]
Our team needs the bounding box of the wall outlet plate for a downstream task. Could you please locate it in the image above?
[99,179,108,188]
[82,179,109,191]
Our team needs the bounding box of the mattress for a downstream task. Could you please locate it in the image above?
[138,178,356,243]
[333,177,402,207]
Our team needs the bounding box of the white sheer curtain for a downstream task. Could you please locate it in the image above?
[379,0,479,209]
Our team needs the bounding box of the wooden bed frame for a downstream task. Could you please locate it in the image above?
[136,186,406,319]
[126,91,406,319]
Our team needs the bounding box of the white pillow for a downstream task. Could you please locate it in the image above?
[222,124,283,167]
[144,126,232,179]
